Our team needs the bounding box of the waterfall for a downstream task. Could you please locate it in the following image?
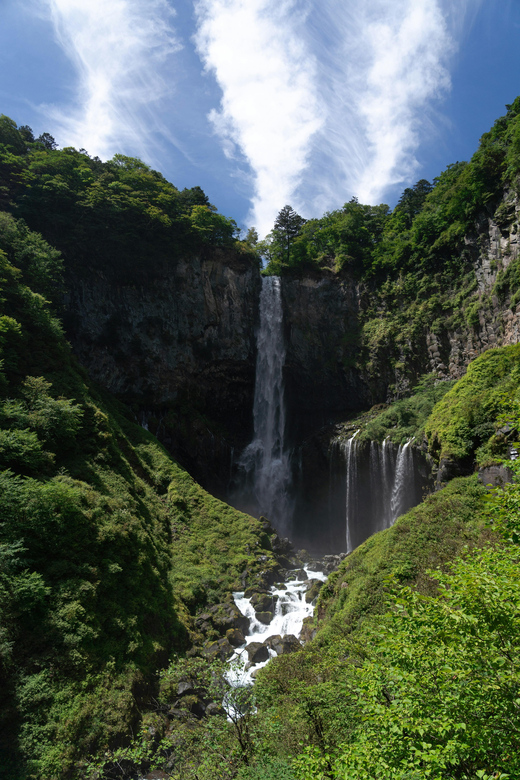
[380,437,392,528]
[237,276,291,530]
[330,434,429,555]
[390,439,414,524]
[341,431,359,554]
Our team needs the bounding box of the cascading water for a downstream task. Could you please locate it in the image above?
[333,435,431,554]
[229,566,328,686]
[390,439,414,524]
[235,276,292,531]
[341,431,359,554]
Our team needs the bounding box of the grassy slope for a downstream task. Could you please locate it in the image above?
[315,475,490,640]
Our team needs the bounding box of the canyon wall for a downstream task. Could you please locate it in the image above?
[281,186,520,439]
[63,188,520,508]
[64,248,261,491]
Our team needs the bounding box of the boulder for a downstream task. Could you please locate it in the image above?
[226,627,246,647]
[270,534,293,556]
[203,636,234,661]
[251,591,278,613]
[269,634,301,655]
[286,568,306,581]
[196,602,250,635]
[255,611,273,625]
[205,702,224,717]
[177,680,196,697]
[245,642,269,664]
[305,579,324,603]
[478,464,513,488]
[306,560,326,574]
[300,617,317,643]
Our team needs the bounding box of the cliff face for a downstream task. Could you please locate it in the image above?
[431,189,520,379]
[280,186,520,430]
[64,249,261,491]
[280,272,370,443]
[61,189,520,502]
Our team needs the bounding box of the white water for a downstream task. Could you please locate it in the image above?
[380,437,392,529]
[341,431,359,554]
[228,566,327,686]
[337,434,421,552]
[390,439,414,524]
[237,276,291,530]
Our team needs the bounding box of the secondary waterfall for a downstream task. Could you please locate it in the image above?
[342,431,359,554]
[235,276,292,531]
[327,436,431,554]
[390,440,414,522]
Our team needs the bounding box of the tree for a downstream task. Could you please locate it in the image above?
[394,179,433,227]
[272,205,306,266]
[18,126,34,143]
[36,132,57,150]
[244,226,259,247]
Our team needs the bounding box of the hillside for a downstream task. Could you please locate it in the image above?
[0,212,278,777]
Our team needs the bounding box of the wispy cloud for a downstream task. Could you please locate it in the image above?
[41,0,181,160]
[343,0,454,204]
[194,0,480,230]
[194,0,325,236]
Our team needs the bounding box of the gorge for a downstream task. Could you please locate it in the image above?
[2,100,520,779]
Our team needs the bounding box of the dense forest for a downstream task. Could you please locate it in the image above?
[0,97,520,780]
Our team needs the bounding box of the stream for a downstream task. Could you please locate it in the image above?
[227,566,328,686]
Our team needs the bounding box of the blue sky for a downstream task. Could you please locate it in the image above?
[0,0,519,236]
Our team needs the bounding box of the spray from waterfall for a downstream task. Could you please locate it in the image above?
[236,276,292,531]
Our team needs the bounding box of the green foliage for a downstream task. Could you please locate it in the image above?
[316,476,488,634]
[0,116,246,284]
[331,540,520,778]
[347,374,456,446]
[425,344,520,463]
[0,212,63,304]
[261,205,307,273]
[0,209,270,777]
[168,469,277,609]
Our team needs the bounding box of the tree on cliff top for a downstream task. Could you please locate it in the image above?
[260,205,306,273]
[273,205,306,265]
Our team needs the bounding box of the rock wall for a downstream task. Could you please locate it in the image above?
[431,190,520,379]
[64,248,261,491]
[280,271,370,443]
[62,188,520,507]
[280,187,520,441]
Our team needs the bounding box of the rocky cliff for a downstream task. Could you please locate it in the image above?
[280,271,369,443]
[280,185,520,435]
[64,248,261,492]
[62,188,520,502]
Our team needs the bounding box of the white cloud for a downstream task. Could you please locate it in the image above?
[347,0,454,204]
[194,0,325,236]
[194,0,481,230]
[296,0,461,211]
[41,0,181,160]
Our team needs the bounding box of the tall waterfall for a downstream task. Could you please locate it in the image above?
[236,276,292,531]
